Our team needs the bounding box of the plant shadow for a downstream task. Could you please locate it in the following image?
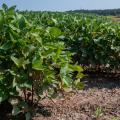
[34,104,52,117]
[81,71,120,90]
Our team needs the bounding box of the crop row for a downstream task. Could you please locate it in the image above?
[0,4,83,118]
[22,11,120,72]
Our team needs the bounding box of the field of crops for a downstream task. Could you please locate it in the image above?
[0,4,120,120]
[22,11,120,72]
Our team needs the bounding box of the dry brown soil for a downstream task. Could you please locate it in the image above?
[32,73,120,120]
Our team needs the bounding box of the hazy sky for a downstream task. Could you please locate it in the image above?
[1,0,120,11]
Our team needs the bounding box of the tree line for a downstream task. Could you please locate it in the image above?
[68,9,120,16]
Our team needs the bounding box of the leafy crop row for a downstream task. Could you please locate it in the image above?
[0,4,83,118]
[1,3,120,119]
[23,11,120,72]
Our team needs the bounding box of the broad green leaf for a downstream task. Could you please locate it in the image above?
[32,58,43,71]
[52,18,57,24]
[49,27,61,38]
[0,41,13,50]
[6,69,16,76]
[76,73,84,79]
[11,56,22,67]
[62,77,71,87]
[2,3,8,11]
[11,56,29,68]
[7,5,16,15]
[9,24,21,33]
[0,74,4,81]
[60,65,71,86]
[69,65,83,72]
[18,16,26,29]
[75,82,85,90]
[0,91,8,102]
[9,28,20,40]
[0,11,4,29]
[18,82,32,89]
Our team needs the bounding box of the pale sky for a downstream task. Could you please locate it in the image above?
[1,0,120,11]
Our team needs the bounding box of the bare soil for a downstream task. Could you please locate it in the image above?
[32,73,120,120]
[110,16,120,22]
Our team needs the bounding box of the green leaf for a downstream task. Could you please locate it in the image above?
[6,69,16,76]
[0,91,8,102]
[7,5,16,15]
[49,27,61,38]
[62,77,71,87]
[69,65,83,72]
[11,56,22,67]
[76,73,84,79]
[74,80,84,90]
[12,106,21,116]
[60,65,72,87]
[19,16,26,29]
[0,74,4,81]
[2,3,8,11]
[9,24,21,33]
[0,41,13,50]
[0,11,4,29]
[32,58,43,71]
[11,56,29,68]
[19,82,32,89]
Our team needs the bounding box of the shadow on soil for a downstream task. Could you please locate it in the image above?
[34,104,52,117]
[81,71,120,89]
